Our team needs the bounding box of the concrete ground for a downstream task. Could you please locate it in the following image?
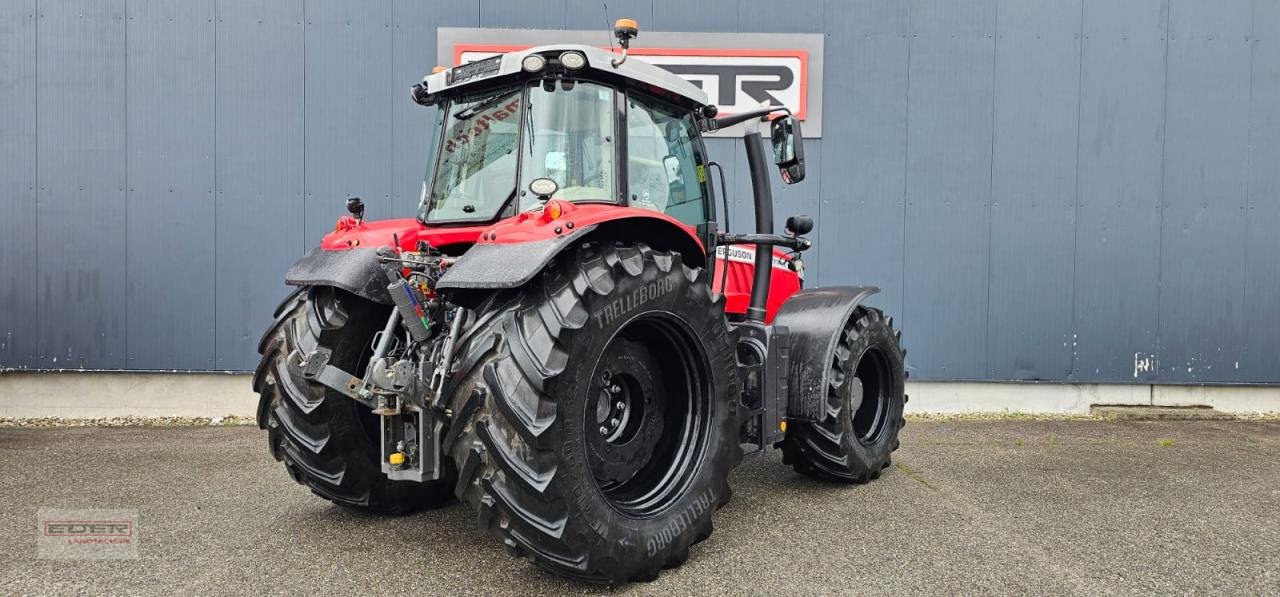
[1,420,1277,595]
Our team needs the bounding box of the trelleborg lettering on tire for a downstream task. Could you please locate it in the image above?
[647,486,716,556]
[591,277,677,328]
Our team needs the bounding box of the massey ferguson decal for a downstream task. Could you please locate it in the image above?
[438,29,825,137]
[715,245,804,280]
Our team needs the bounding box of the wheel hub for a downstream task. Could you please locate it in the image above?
[851,347,891,444]
[594,372,635,442]
[585,343,666,489]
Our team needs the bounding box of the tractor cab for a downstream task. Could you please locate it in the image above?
[411,43,723,247]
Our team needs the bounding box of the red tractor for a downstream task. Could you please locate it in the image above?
[254,20,905,584]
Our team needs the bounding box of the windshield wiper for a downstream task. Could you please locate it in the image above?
[525,101,535,154]
[453,94,511,121]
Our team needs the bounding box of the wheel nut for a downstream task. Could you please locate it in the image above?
[610,384,621,394]
[615,401,625,410]
[609,418,620,428]
[599,426,609,435]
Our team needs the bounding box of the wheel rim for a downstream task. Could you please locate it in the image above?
[851,347,892,445]
[584,314,711,518]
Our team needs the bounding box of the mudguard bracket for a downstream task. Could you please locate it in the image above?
[733,321,791,452]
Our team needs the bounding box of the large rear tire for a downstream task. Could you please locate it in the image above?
[444,243,741,584]
[782,306,906,482]
[253,286,455,513]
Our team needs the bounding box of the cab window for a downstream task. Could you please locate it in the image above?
[625,93,711,226]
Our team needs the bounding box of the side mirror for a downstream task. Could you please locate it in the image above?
[770,115,805,184]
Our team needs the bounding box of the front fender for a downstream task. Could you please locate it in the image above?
[285,247,392,305]
[772,285,880,421]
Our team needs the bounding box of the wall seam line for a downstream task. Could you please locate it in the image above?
[212,0,218,368]
[34,0,40,366]
[302,0,307,257]
[1154,0,1172,379]
[985,0,998,379]
[123,0,130,369]
[1240,0,1258,378]
[900,0,912,355]
[1068,0,1086,380]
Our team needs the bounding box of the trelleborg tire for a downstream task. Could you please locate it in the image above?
[253,286,455,513]
[781,306,906,482]
[444,242,741,584]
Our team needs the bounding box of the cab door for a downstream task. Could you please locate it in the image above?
[623,92,716,249]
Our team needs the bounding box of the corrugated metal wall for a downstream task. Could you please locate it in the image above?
[1,0,1277,384]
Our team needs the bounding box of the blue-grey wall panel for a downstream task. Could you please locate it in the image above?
[986,0,1081,380]
[480,0,567,29]
[302,0,394,247]
[0,1,37,368]
[213,0,304,370]
[1157,0,1253,382]
[392,1,480,220]
[125,0,216,370]
[1243,0,1280,382]
[902,0,996,379]
[566,0,650,31]
[650,0,732,31]
[7,0,1279,384]
[817,0,909,319]
[36,0,128,368]
[738,0,822,31]
[1072,0,1166,381]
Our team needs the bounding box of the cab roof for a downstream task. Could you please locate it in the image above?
[421,44,710,108]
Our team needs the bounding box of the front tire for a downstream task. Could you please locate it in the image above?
[253,286,454,513]
[782,306,906,482]
[445,243,741,584]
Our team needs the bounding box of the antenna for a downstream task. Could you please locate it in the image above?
[602,2,615,52]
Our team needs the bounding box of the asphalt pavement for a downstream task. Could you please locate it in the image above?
[1,419,1277,595]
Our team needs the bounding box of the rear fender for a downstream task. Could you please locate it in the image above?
[433,224,597,306]
[772,286,880,421]
[286,247,392,304]
[435,203,707,307]
[289,217,491,305]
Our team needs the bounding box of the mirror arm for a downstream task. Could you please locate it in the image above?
[711,106,791,130]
